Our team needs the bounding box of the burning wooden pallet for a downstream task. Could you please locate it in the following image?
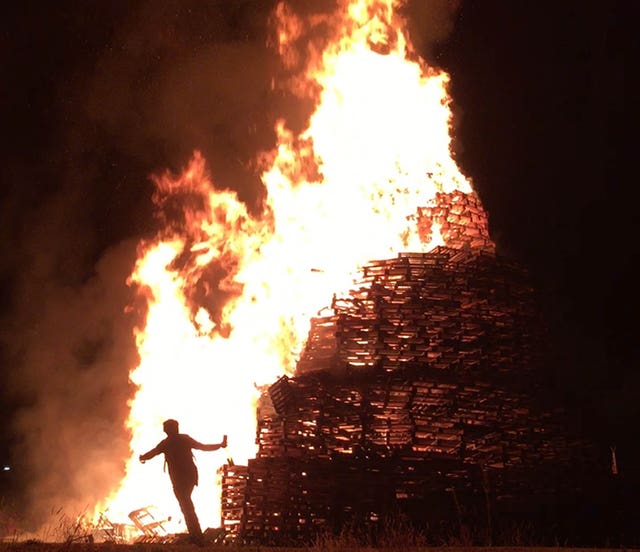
[220,464,248,541]
[298,247,543,378]
[258,368,590,466]
[417,190,494,253]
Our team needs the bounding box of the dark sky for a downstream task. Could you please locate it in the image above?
[1,0,638,520]
[439,1,639,450]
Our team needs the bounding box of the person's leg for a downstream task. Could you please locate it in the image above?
[173,483,203,541]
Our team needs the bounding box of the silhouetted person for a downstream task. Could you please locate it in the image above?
[139,419,227,544]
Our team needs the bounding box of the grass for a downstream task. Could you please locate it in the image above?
[2,544,640,552]
[1,497,638,549]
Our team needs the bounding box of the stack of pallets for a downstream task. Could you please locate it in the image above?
[220,464,248,541]
[220,191,597,544]
[416,190,494,252]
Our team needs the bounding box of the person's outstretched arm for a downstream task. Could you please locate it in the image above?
[139,442,164,463]
[190,434,227,452]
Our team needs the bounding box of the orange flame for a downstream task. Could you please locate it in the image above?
[100,0,479,534]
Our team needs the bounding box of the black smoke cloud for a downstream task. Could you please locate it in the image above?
[0,0,459,529]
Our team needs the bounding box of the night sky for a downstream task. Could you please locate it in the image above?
[1,0,638,521]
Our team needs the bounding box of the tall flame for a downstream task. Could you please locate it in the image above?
[101,0,476,533]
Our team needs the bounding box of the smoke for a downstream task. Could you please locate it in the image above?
[0,0,462,531]
[0,150,141,527]
[400,0,461,62]
[4,240,141,528]
[1,0,281,530]
[80,0,282,212]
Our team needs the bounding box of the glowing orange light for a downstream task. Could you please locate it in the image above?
[100,0,482,535]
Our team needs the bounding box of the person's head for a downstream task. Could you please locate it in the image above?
[163,419,179,436]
